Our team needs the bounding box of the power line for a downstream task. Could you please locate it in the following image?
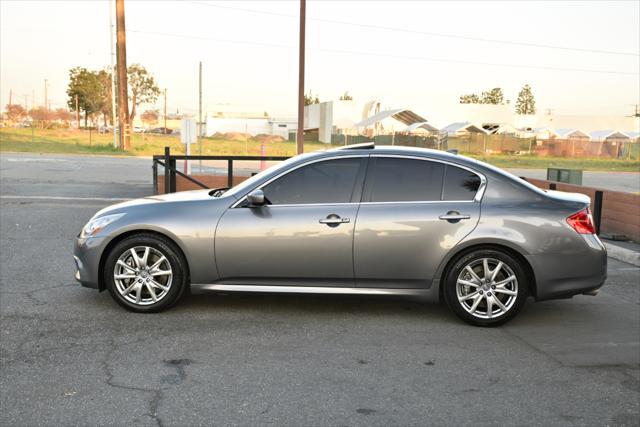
[184,0,640,57]
[127,29,639,76]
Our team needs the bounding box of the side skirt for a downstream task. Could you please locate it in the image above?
[193,283,432,298]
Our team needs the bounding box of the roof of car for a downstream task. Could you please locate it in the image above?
[319,143,474,166]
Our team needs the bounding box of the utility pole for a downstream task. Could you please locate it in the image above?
[8,89,11,107]
[75,94,80,129]
[115,0,131,150]
[44,79,48,110]
[296,0,306,154]
[163,88,167,134]
[198,61,203,171]
[109,0,118,148]
[32,90,35,111]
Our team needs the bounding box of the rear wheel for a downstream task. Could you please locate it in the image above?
[443,249,528,326]
[104,234,188,312]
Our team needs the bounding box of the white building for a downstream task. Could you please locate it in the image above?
[204,113,297,140]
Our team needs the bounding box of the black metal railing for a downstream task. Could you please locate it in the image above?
[152,146,290,194]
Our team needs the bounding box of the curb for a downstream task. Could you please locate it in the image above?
[604,242,640,267]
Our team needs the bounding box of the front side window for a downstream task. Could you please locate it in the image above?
[443,165,482,201]
[368,158,444,202]
[262,158,364,205]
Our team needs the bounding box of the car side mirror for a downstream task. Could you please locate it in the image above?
[247,189,266,207]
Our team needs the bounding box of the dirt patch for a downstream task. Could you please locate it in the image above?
[252,134,286,143]
[211,132,252,141]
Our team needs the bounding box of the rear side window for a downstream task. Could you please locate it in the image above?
[443,165,482,201]
[262,158,363,205]
[368,158,444,202]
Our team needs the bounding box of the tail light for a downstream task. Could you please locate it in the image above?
[567,208,596,234]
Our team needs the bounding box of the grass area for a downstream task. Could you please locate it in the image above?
[0,128,328,157]
[1,127,639,172]
[469,154,640,172]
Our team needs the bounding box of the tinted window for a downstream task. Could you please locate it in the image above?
[369,158,444,202]
[443,166,481,201]
[262,158,363,205]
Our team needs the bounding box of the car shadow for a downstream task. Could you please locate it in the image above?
[177,290,452,319]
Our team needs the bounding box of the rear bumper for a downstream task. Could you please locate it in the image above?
[527,234,607,301]
[73,236,108,290]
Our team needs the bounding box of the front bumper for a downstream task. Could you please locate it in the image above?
[528,234,607,301]
[73,236,108,290]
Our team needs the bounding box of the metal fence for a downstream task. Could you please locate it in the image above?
[152,147,289,194]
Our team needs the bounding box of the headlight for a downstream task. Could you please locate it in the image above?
[80,213,125,238]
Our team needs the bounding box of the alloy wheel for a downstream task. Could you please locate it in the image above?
[455,257,518,319]
[113,246,173,306]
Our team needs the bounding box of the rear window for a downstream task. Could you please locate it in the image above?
[368,158,444,202]
[443,165,481,201]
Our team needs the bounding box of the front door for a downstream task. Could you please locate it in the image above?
[215,156,367,287]
[354,156,482,289]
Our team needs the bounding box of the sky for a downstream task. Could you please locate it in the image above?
[1,0,639,126]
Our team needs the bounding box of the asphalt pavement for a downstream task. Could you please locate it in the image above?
[1,152,639,426]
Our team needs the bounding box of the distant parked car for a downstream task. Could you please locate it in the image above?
[74,144,607,326]
[148,127,173,135]
[133,126,144,133]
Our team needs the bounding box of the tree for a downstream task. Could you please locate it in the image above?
[29,107,54,128]
[5,104,27,122]
[96,68,113,126]
[460,88,505,105]
[459,94,481,104]
[140,109,159,127]
[304,91,320,106]
[127,64,160,123]
[66,67,110,127]
[515,84,536,114]
[53,108,73,123]
[339,91,353,101]
[481,88,504,105]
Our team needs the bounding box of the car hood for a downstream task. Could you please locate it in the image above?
[145,189,215,202]
[93,189,226,218]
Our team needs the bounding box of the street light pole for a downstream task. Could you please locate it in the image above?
[296,0,306,154]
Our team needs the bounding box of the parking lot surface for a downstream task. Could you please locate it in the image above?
[1,153,639,426]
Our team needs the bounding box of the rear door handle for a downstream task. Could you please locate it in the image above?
[319,214,350,226]
[439,211,471,222]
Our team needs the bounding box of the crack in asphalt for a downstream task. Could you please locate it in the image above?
[101,338,165,427]
[0,283,75,306]
[100,341,193,427]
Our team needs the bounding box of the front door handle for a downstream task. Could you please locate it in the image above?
[319,214,350,227]
[439,211,471,222]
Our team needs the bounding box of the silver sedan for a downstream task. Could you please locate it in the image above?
[74,144,607,326]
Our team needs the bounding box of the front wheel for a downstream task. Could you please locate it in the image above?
[443,249,529,326]
[104,233,188,312]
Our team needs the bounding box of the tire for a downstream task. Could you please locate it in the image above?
[443,248,529,326]
[104,233,188,313]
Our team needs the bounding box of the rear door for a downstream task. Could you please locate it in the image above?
[215,156,368,287]
[354,156,482,289]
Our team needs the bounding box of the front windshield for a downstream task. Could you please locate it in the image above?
[222,154,309,199]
